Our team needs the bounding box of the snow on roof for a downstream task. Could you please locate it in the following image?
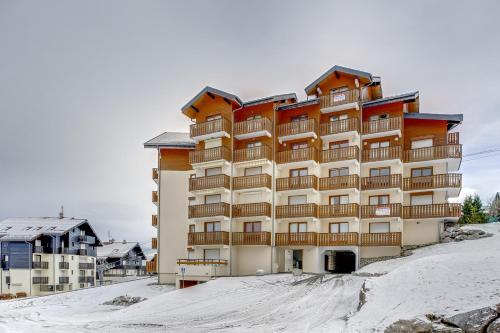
[243,93,297,107]
[276,98,319,111]
[362,91,419,107]
[144,131,194,149]
[97,241,145,259]
[181,86,243,113]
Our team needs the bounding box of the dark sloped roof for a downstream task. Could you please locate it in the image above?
[181,86,242,113]
[144,132,194,149]
[305,65,373,95]
[243,93,297,107]
[404,113,463,129]
[276,98,319,111]
[363,91,419,107]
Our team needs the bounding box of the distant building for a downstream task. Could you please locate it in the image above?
[97,241,146,279]
[489,192,500,220]
[0,217,102,297]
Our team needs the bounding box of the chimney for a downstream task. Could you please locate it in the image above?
[59,206,64,219]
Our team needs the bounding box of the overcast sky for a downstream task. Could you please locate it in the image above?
[1,0,499,250]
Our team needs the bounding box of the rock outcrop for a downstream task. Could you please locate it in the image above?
[441,226,492,243]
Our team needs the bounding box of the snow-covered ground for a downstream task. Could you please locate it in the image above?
[0,223,499,332]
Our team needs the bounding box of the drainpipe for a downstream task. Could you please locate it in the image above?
[357,81,364,271]
[156,145,161,284]
[271,103,277,274]
[51,236,56,294]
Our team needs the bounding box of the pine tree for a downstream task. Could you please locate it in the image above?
[459,194,487,224]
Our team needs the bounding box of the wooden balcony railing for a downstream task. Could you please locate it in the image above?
[362,117,401,135]
[189,146,231,165]
[402,203,462,219]
[188,202,230,218]
[146,260,157,273]
[319,89,360,109]
[361,204,402,218]
[233,174,272,190]
[32,261,49,269]
[361,232,402,246]
[152,168,158,182]
[187,232,229,246]
[232,203,271,217]
[319,175,359,191]
[403,144,462,163]
[190,118,231,138]
[319,204,359,218]
[234,117,272,136]
[318,232,359,246]
[189,174,230,191]
[234,145,272,162]
[361,174,402,190]
[152,191,158,203]
[152,215,158,227]
[320,146,359,164]
[232,232,271,245]
[403,174,462,191]
[275,232,318,246]
[276,175,318,191]
[448,132,459,144]
[277,119,317,138]
[276,204,318,218]
[277,147,318,164]
[320,118,359,136]
[362,146,402,162]
[152,237,157,249]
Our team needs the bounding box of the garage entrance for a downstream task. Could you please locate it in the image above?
[324,251,356,273]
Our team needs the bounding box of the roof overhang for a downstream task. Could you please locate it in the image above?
[242,93,297,108]
[181,86,242,119]
[404,113,463,130]
[363,91,419,108]
[276,98,319,112]
[144,132,195,149]
[305,65,373,95]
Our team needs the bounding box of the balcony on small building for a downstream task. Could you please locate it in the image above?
[360,232,402,246]
[59,262,69,269]
[32,261,49,269]
[277,119,318,143]
[319,175,359,191]
[275,232,317,246]
[189,146,231,166]
[276,204,318,219]
[33,246,45,254]
[32,276,49,285]
[79,262,95,270]
[362,146,402,163]
[320,118,360,141]
[152,237,158,249]
[277,147,318,164]
[152,168,159,183]
[319,89,360,113]
[361,204,402,218]
[234,117,272,140]
[77,249,87,256]
[76,235,96,244]
[188,202,231,219]
[361,174,402,191]
[152,191,159,205]
[403,174,462,195]
[232,232,271,245]
[362,116,402,139]
[319,204,359,218]
[187,231,230,246]
[276,175,318,192]
[152,214,158,227]
[232,203,271,218]
[189,174,230,192]
[233,145,272,163]
[189,118,231,143]
[320,146,359,164]
[318,232,359,246]
[233,174,272,191]
[59,276,70,284]
[402,203,461,219]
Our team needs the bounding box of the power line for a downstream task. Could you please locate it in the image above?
[463,151,500,162]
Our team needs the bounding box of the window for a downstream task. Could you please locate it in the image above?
[291,142,308,150]
[411,138,433,149]
[411,193,433,205]
[329,140,349,149]
[244,222,261,233]
[205,222,221,233]
[205,167,222,176]
[329,167,349,177]
[206,114,222,122]
[370,167,390,177]
[411,167,433,177]
[369,114,388,121]
[244,166,262,176]
[331,86,349,93]
[329,195,349,205]
[189,224,195,233]
[329,114,348,122]
[370,141,390,149]
[329,222,349,233]
[369,222,390,233]
[369,195,389,205]
[290,168,308,177]
[291,114,308,122]
[247,141,262,148]
[288,195,307,205]
[204,249,220,260]
[205,194,221,204]
[289,222,307,233]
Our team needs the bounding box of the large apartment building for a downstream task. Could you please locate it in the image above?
[145,65,462,288]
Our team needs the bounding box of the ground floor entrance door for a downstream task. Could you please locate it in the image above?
[292,250,303,269]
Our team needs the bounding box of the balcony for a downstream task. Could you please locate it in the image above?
[319,204,359,218]
[318,232,359,246]
[32,261,49,269]
[232,232,271,245]
[276,175,318,191]
[362,117,402,139]
[362,146,402,163]
[79,276,94,284]
[277,147,318,164]
[189,174,230,192]
[319,175,359,191]
[76,235,95,244]
[189,146,231,165]
[152,168,159,183]
[152,191,158,205]
[275,232,318,246]
[177,258,228,265]
[152,214,158,227]
[233,145,271,163]
[152,237,157,249]
[146,260,157,274]
[448,132,459,144]
[234,117,272,140]
[79,263,95,270]
[361,232,402,246]
[232,203,271,218]
[319,89,360,113]
[361,204,402,218]
[403,144,462,163]
[277,119,318,143]
[320,118,359,137]
[188,202,230,219]
[33,246,45,254]
[32,277,49,285]
[187,231,229,246]
[190,118,231,142]
[59,277,69,284]
[320,146,359,164]
[402,203,461,219]
[403,174,462,192]
[361,174,402,191]
[233,174,272,191]
[59,262,69,269]
[276,204,318,219]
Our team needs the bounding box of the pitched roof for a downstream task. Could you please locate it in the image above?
[243,93,297,107]
[305,65,373,95]
[0,217,102,244]
[97,241,146,259]
[363,91,419,107]
[276,98,319,111]
[404,113,463,129]
[181,86,242,116]
[144,131,194,149]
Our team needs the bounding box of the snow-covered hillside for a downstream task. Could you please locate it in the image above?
[0,223,499,333]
